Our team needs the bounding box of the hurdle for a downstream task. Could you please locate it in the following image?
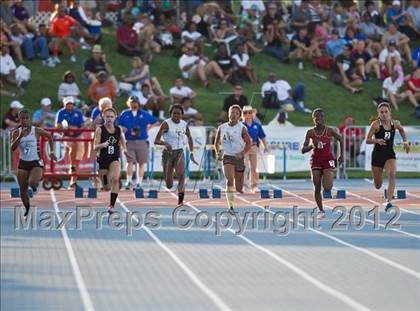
[384,189,406,199]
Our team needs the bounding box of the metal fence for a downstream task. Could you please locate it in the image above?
[0,130,17,182]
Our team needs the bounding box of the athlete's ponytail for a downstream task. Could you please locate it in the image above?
[368,116,378,125]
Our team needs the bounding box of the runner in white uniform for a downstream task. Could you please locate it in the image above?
[214,105,251,213]
[154,104,198,207]
[11,110,56,216]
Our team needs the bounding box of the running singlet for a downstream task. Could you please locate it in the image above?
[98,125,121,163]
[310,127,335,170]
[162,118,187,150]
[19,126,40,161]
[373,119,395,154]
[219,122,246,156]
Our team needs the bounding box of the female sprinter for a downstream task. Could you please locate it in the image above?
[93,107,128,214]
[11,109,57,217]
[301,108,343,218]
[154,104,198,207]
[214,105,252,213]
[366,102,410,211]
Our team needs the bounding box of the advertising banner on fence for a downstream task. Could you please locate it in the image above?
[365,126,420,172]
[258,126,312,173]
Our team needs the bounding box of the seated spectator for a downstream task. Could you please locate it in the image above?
[331,44,363,94]
[220,85,248,121]
[406,67,420,106]
[88,71,117,106]
[350,40,380,80]
[118,0,140,24]
[261,72,311,113]
[307,21,329,49]
[213,44,235,84]
[238,5,263,54]
[358,12,382,42]
[49,4,78,63]
[83,44,119,91]
[121,56,165,96]
[264,18,287,62]
[132,14,161,54]
[26,23,56,67]
[169,77,197,104]
[178,44,224,87]
[326,28,347,58]
[0,44,20,89]
[165,10,182,38]
[387,0,418,39]
[181,97,203,125]
[267,110,294,127]
[11,0,34,31]
[0,21,24,63]
[214,18,237,41]
[330,3,351,37]
[289,27,321,70]
[181,21,204,55]
[364,1,381,25]
[68,0,100,45]
[32,98,56,128]
[412,47,420,68]
[1,100,23,130]
[406,0,420,36]
[132,84,165,120]
[90,97,113,127]
[379,40,402,76]
[343,25,368,45]
[382,70,417,110]
[308,0,327,24]
[262,2,288,34]
[58,70,81,102]
[116,13,147,58]
[291,0,310,31]
[381,23,412,63]
[232,43,257,85]
[1,0,29,35]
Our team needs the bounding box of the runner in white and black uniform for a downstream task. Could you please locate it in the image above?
[366,102,410,211]
[93,107,128,214]
[11,110,56,216]
[154,104,198,207]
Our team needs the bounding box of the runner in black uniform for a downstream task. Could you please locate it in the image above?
[93,107,127,214]
[366,102,410,211]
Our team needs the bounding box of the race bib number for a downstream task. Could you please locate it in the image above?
[108,146,115,155]
[317,141,324,149]
[384,132,391,140]
[329,160,335,168]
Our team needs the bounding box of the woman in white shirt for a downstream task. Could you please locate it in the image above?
[232,43,258,84]
[181,21,204,55]
[214,105,251,213]
[154,104,198,207]
[57,71,81,102]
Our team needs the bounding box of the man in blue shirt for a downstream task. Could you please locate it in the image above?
[90,97,113,127]
[242,106,270,193]
[326,28,346,59]
[56,96,86,188]
[119,95,157,189]
[32,98,56,128]
[412,48,420,68]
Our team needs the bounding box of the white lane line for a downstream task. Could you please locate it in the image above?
[238,187,420,280]
[117,198,232,311]
[50,190,95,311]
[164,188,372,311]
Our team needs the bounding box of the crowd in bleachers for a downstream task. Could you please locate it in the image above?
[1,0,420,133]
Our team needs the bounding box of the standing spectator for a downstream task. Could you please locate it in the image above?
[261,72,311,113]
[58,71,81,102]
[213,44,235,84]
[32,98,56,128]
[55,96,86,188]
[178,44,224,87]
[381,23,412,63]
[119,96,157,189]
[220,85,249,121]
[331,44,363,94]
[88,71,117,106]
[289,27,321,70]
[350,40,380,80]
[1,100,23,130]
[232,43,257,85]
[169,77,197,104]
[326,28,347,58]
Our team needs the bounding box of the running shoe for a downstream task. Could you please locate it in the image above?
[108,205,115,214]
[385,201,393,212]
[317,210,326,219]
[125,181,133,190]
[24,206,30,217]
[228,206,235,215]
[176,202,184,208]
[31,186,38,196]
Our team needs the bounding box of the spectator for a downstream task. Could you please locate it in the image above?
[326,28,347,58]
[407,67,420,105]
[343,25,368,45]
[220,85,248,121]
[118,0,140,23]
[331,43,363,94]
[232,43,257,85]
[58,71,81,102]
[0,44,20,89]
[291,0,310,31]
[406,0,420,35]
[213,44,235,84]
[213,18,238,50]
[382,70,418,110]
[267,110,294,127]
[131,83,165,120]
[307,21,329,49]
[358,12,382,42]
[25,23,56,67]
[330,3,351,37]
[132,14,161,54]
[381,23,412,63]
[49,4,78,63]
[350,40,380,80]
[264,18,287,62]
[32,98,56,128]
[178,44,224,87]
[169,77,197,104]
[90,97,113,127]
[386,0,418,39]
[1,100,23,130]
[241,0,265,15]
[55,96,86,188]
[88,71,117,106]
[412,47,420,68]
[261,72,311,113]
[238,5,263,54]
[116,13,146,58]
[379,40,402,76]
[181,97,203,125]
[0,21,24,63]
[289,27,321,70]
[308,0,326,24]
[1,0,27,33]
[68,0,100,46]
[181,21,204,54]
[338,115,363,165]
[119,96,157,189]
[364,1,381,26]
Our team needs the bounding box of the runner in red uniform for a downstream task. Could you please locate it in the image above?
[301,109,343,218]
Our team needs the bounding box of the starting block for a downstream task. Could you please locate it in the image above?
[135,188,144,198]
[273,189,282,198]
[336,190,346,199]
[260,190,270,199]
[199,189,209,199]
[148,190,158,199]
[212,188,221,198]
[10,188,33,198]
[323,191,333,199]
[75,186,84,198]
[88,188,97,198]
[384,189,406,199]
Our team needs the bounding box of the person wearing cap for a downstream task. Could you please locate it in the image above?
[88,71,117,106]
[118,96,157,189]
[32,98,56,128]
[386,0,418,37]
[326,28,346,58]
[58,71,81,102]
[378,39,402,76]
[56,96,86,188]
[1,101,23,130]
[381,23,412,63]
[242,106,269,193]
